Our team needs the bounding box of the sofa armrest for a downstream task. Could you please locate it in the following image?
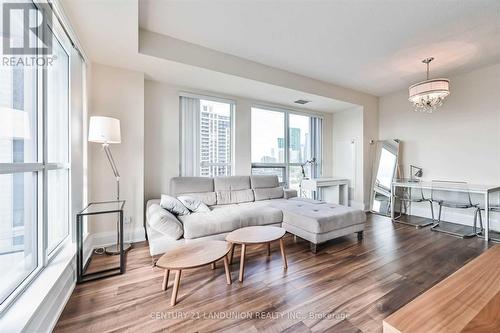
[284,188,298,199]
[147,203,184,240]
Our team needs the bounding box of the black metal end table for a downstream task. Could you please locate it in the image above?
[76,200,126,283]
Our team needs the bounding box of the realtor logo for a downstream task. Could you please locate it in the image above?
[2,2,52,55]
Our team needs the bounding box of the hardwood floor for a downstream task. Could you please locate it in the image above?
[383,244,500,333]
[54,214,493,333]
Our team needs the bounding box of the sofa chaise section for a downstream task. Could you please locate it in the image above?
[271,199,366,253]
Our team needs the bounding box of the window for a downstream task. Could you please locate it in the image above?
[180,95,234,177]
[46,31,70,253]
[251,108,285,164]
[0,1,72,311]
[251,107,322,192]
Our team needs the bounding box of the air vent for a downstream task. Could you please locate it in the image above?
[294,99,311,105]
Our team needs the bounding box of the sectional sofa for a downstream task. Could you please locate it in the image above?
[145,175,366,256]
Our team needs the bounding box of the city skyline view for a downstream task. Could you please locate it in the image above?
[199,99,232,177]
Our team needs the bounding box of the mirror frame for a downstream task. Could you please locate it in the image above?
[370,139,400,216]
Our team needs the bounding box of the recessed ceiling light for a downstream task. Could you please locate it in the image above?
[294,99,311,105]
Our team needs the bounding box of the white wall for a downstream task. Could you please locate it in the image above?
[88,63,145,243]
[144,81,179,201]
[332,107,364,208]
[379,63,500,228]
[363,104,379,207]
[144,80,335,201]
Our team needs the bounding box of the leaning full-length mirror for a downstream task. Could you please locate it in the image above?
[370,140,400,216]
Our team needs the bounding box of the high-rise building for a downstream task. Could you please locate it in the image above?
[289,128,300,151]
[289,127,301,162]
[199,101,231,177]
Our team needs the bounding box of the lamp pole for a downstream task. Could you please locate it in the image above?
[102,143,131,254]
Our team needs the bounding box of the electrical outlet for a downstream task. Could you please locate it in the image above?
[124,216,132,225]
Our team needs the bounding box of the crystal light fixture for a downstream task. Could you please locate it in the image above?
[408,57,450,113]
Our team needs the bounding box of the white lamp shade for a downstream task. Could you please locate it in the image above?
[88,116,121,144]
[408,78,450,101]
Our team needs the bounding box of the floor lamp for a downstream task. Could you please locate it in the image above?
[88,116,131,255]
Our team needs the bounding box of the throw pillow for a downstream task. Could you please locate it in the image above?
[178,195,211,213]
[160,194,190,216]
[147,204,183,239]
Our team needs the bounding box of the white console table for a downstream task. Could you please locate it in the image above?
[301,178,349,206]
[391,180,500,241]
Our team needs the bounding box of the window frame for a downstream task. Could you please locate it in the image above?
[43,19,72,259]
[0,1,72,313]
[250,104,323,187]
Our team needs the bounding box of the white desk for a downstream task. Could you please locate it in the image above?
[301,178,349,206]
[391,180,500,241]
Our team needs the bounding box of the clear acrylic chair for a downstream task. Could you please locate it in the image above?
[430,180,482,238]
[477,205,500,242]
[393,179,434,228]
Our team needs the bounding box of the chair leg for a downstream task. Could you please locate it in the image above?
[431,204,442,231]
[429,201,435,222]
[477,208,483,234]
[473,209,478,234]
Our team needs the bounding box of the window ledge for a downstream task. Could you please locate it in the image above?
[0,240,76,332]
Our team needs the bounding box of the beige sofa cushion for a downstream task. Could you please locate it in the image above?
[269,200,366,233]
[170,176,214,194]
[178,203,282,239]
[239,205,282,228]
[215,189,254,205]
[250,175,279,189]
[253,187,284,201]
[179,209,239,239]
[214,176,254,204]
[250,175,283,200]
[180,192,217,206]
[170,176,217,206]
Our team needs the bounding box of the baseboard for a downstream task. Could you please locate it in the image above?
[349,200,365,210]
[48,279,75,332]
[83,232,94,266]
[90,225,146,248]
[404,203,500,230]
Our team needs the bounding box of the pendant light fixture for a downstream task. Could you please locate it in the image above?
[408,57,450,113]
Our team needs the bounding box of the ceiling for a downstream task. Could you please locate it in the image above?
[140,0,500,96]
[61,0,500,110]
[60,0,357,112]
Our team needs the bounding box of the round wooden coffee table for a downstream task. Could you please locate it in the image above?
[226,226,287,282]
[156,240,231,306]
